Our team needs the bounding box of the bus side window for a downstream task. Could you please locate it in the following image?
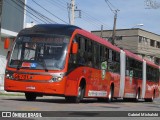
[87,40,93,67]
[108,49,113,72]
[92,43,100,68]
[105,48,109,61]
[77,36,86,65]
[77,36,81,50]
[69,36,79,66]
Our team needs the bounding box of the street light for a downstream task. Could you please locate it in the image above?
[131,24,144,29]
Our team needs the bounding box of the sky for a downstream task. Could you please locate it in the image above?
[26,0,160,35]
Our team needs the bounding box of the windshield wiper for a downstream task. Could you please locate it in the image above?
[39,57,48,72]
[17,60,23,70]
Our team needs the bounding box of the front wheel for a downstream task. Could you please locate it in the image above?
[25,93,37,101]
[65,85,85,103]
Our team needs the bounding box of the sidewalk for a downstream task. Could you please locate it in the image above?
[0,91,24,96]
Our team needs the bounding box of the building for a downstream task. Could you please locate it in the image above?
[0,0,26,92]
[92,28,160,65]
[0,0,26,54]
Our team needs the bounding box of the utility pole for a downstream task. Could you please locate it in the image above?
[68,0,81,25]
[71,0,75,25]
[105,0,119,45]
[100,25,103,38]
[112,9,119,45]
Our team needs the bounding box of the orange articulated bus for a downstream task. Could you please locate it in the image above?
[4,24,160,103]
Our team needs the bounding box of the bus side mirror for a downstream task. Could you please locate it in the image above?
[72,42,78,54]
[4,38,10,49]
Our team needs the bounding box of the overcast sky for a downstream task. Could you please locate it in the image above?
[26,0,160,34]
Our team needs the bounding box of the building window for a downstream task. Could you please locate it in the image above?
[150,39,155,47]
[155,57,160,65]
[139,36,142,43]
[144,38,148,45]
[156,41,160,48]
[139,36,148,45]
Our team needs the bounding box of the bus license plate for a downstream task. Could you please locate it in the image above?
[13,73,30,80]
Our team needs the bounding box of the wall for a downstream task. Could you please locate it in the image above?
[0,55,6,92]
[1,0,25,33]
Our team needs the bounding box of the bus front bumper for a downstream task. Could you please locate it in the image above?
[4,78,66,95]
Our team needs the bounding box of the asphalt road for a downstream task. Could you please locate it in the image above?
[0,95,160,120]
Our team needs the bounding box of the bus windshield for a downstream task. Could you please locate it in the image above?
[9,34,70,70]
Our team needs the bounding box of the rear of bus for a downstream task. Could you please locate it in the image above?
[4,24,79,101]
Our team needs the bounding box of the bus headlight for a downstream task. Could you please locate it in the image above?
[50,77,63,82]
[5,73,14,79]
[49,72,65,83]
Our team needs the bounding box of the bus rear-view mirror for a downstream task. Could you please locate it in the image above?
[4,38,10,49]
[72,42,78,54]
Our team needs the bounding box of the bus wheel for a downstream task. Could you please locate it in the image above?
[107,86,114,103]
[135,89,140,102]
[145,98,153,102]
[65,85,85,103]
[65,96,73,102]
[74,85,84,103]
[97,98,106,102]
[25,93,37,101]
[145,95,154,102]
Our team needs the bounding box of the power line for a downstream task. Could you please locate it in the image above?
[81,16,108,30]
[19,0,54,23]
[32,0,68,24]
[82,11,111,29]
[29,0,112,30]
[11,0,50,24]
[4,0,40,23]
[105,0,114,13]
[105,0,118,14]
[46,0,111,29]
[19,0,57,24]
[81,18,102,30]
[47,0,67,10]
[74,1,112,29]
[105,0,120,45]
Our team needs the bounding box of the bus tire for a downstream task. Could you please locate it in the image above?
[25,93,37,101]
[65,83,85,103]
[97,98,106,102]
[145,91,155,102]
[135,88,140,102]
[65,96,74,102]
[107,85,114,103]
[145,98,153,102]
[74,85,85,103]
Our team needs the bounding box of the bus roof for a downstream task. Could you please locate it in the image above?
[124,50,143,62]
[19,24,121,52]
[74,29,121,52]
[19,24,81,36]
[124,50,159,68]
[145,59,159,68]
